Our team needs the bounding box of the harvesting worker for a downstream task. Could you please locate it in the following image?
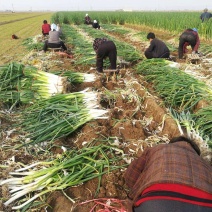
[144,32,170,59]
[200,8,212,22]
[42,20,51,36]
[124,136,212,212]
[93,38,117,73]
[178,28,200,59]
[92,20,101,29]
[84,13,92,25]
[42,23,67,53]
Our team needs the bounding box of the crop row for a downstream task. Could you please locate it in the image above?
[52,11,212,40]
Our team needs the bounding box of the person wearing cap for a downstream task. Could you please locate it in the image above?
[42,23,67,52]
[42,20,51,36]
[93,38,117,73]
[200,8,212,22]
[124,136,212,212]
[144,32,170,59]
[84,13,92,25]
[92,20,100,29]
[178,28,200,59]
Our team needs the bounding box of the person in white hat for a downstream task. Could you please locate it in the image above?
[92,20,100,29]
[43,23,67,52]
[84,13,92,25]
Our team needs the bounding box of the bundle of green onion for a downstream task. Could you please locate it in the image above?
[15,90,107,147]
[0,62,70,106]
[193,105,212,146]
[51,70,96,83]
[22,35,44,51]
[26,69,70,98]
[170,108,211,148]
[0,143,126,210]
[136,59,212,111]
[0,62,97,108]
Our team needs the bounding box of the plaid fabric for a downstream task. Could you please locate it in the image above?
[93,38,108,51]
[124,142,212,201]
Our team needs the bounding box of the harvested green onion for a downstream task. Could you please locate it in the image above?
[0,143,126,210]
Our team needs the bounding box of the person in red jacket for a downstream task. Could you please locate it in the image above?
[42,20,51,36]
[178,28,200,59]
[124,136,212,212]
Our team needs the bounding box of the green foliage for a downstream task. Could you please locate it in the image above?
[136,59,212,111]
[51,11,212,40]
[22,37,44,51]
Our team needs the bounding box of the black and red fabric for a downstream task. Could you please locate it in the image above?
[93,39,117,72]
[178,29,200,58]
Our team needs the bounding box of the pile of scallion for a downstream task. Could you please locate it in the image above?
[0,143,126,210]
[170,107,212,148]
[51,70,96,83]
[0,62,96,108]
[0,62,69,107]
[137,59,212,147]
[136,59,212,112]
[22,35,44,51]
[193,105,212,147]
[14,89,107,147]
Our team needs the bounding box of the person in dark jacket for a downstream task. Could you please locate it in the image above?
[92,20,100,29]
[93,38,117,73]
[200,8,212,22]
[84,13,92,25]
[124,136,212,212]
[42,20,51,36]
[178,28,200,59]
[144,32,170,59]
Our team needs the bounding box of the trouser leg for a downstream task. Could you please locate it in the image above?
[159,52,170,58]
[43,40,48,52]
[178,38,185,59]
[145,51,154,59]
[60,41,67,51]
[108,51,117,69]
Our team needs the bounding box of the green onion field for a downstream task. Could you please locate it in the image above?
[0,11,211,212]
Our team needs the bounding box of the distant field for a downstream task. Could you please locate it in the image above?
[0,12,53,65]
[0,12,49,24]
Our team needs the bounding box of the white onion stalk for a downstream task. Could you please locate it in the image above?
[88,109,108,119]
[15,162,44,172]
[83,73,96,82]
[32,70,69,96]
[1,145,125,210]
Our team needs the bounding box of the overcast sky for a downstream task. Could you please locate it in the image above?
[1,0,211,12]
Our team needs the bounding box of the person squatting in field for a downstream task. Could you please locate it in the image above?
[93,38,117,73]
[144,32,170,59]
[92,20,101,29]
[42,20,51,36]
[84,13,92,25]
[43,23,67,52]
[124,136,212,212]
[178,28,200,59]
